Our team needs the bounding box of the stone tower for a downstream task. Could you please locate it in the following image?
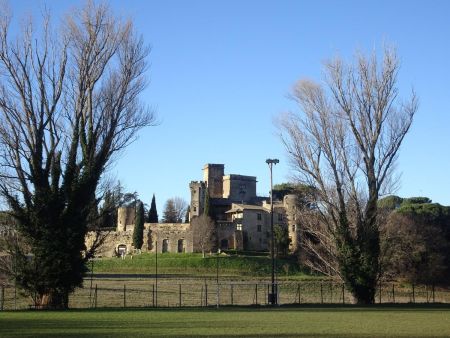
[203,164,224,198]
[189,181,206,220]
[283,194,299,252]
[117,206,135,232]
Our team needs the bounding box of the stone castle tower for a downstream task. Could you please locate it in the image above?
[189,181,206,220]
[203,163,224,198]
[283,194,299,252]
[189,164,225,220]
[117,206,136,232]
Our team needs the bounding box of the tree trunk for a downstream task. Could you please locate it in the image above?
[38,290,69,309]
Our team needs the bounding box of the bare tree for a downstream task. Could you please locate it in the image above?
[172,197,188,223]
[0,3,156,308]
[191,214,216,258]
[279,47,417,304]
[163,197,187,223]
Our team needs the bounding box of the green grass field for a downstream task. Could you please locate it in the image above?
[1,306,450,337]
[92,252,310,278]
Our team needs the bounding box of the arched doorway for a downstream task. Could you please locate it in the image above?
[117,244,127,257]
[220,239,229,250]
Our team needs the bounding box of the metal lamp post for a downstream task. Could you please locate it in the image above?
[266,158,279,305]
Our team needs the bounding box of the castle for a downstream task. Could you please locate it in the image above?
[86,164,299,257]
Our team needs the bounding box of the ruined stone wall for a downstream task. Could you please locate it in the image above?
[86,222,194,257]
[146,223,193,253]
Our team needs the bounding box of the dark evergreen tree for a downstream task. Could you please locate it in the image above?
[203,190,210,217]
[273,225,291,258]
[133,202,145,250]
[185,206,190,223]
[148,194,159,223]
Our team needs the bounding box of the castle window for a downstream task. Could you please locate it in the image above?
[257,224,262,232]
[193,206,197,212]
[257,213,262,220]
[292,225,296,232]
[162,239,169,253]
[177,239,185,253]
[278,213,283,221]
[236,223,242,231]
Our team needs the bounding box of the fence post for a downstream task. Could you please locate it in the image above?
[216,283,219,309]
[205,283,208,307]
[432,284,435,303]
[152,284,155,307]
[342,283,345,305]
[94,284,98,308]
[123,284,126,308]
[320,283,323,304]
[255,284,258,305]
[392,284,395,304]
[412,284,415,303]
[231,284,234,305]
[179,284,182,307]
[200,285,203,307]
[298,284,301,304]
[0,285,4,311]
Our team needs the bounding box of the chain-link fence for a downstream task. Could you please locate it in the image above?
[1,278,449,310]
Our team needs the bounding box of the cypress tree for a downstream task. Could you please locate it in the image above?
[185,206,190,223]
[203,190,210,216]
[148,194,159,223]
[133,201,145,250]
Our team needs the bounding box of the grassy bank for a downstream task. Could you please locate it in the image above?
[1,306,450,337]
[91,252,309,277]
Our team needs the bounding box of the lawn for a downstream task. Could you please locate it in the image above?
[1,306,450,337]
[91,252,310,278]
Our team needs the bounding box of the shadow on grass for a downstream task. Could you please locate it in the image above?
[7,302,450,313]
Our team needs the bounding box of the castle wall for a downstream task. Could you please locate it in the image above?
[216,222,243,251]
[146,223,193,253]
[86,222,194,257]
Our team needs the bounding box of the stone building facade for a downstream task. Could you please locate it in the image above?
[86,163,300,256]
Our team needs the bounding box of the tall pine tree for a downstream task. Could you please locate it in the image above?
[133,201,145,250]
[148,194,159,223]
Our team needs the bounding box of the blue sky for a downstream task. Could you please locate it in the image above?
[10,1,450,212]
